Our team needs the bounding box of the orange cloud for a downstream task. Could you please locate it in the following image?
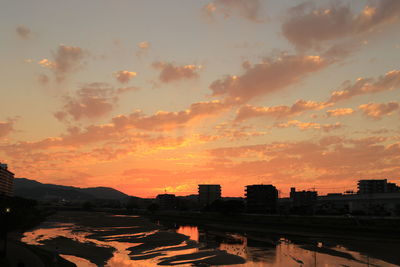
[359,102,400,119]
[136,41,151,57]
[0,119,15,139]
[1,100,230,164]
[54,83,138,122]
[112,100,229,131]
[275,120,341,132]
[5,99,228,153]
[16,26,31,39]
[203,0,264,22]
[329,70,400,103]
[152,62,200,83]
[214,123,267,141]
[326,108,355,117]
[38,44,87,82]
[210,54,328,102]
[114,70,137,84]
[283,1,400,50]
[235,100,331,121]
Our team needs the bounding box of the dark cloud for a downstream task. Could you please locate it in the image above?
[282,0,400,50]
[16,26,31,39]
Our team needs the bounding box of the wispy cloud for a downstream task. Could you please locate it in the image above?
[38,44,88,82]
[235,100,331,122]
[203,0,264,22]
[152,62,201,83]
[326,108,355,117]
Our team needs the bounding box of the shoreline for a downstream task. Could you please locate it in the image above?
[147,210,400,241]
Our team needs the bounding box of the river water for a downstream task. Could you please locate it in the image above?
[21,211,400,267]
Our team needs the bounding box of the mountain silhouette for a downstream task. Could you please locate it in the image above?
[14,178,130,201]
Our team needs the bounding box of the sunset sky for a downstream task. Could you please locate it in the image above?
[1,0,400,197]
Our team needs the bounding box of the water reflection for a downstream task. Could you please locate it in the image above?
[176,225,199,242]
[175,225,399,267]
[21,212,400,267]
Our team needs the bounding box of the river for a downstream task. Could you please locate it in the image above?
[21,211,400,266]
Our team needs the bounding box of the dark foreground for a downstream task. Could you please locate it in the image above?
[17,211,400,266]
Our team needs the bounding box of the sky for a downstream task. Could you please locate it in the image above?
[1,0,400,198]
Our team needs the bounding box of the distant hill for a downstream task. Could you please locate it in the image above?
[14,178,130,201]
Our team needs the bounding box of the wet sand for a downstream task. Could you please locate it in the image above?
[21,211,246,266]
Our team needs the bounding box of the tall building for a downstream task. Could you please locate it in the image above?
[290,187,318,206]
[290,187,317,214]
[0,163,14,197]
[245,184,278,214]
[358,179,400,194]
[198,184,221,206]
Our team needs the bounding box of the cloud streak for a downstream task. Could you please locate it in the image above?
[275,120,341,132]
[152,62,201,83]
[210,54,328,102]
[235,100,331,121]
[203,0,264,22]
[326,108,355,117]
[359,101,400,119]
[112,100,230,131]
[329,70,400,103]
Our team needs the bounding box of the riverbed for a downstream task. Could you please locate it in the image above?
[21,211,400,266]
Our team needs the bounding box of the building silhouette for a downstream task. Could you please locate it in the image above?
[156,194,176,210]
[290,187,317,214]
[0,163,14,197]
[198,184,221,206]
[245,185,278,214]
[358,179,400,194]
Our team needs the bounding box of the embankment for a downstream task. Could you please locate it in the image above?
[149,211,400,241]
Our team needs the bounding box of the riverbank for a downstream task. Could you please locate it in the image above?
[147,210,400,241]
[1,197,77,266]
[0,238,76,267]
